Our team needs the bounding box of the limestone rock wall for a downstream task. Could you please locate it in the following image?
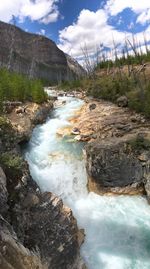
[0,21,75,82]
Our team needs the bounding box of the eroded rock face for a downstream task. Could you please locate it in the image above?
[0,215,48,269]
[66,54,86,78]
[11,184,82,269]
[85,140,143,190]
[0,167,8,216]
[0,103,84,269]
[71,98,150,196]
[7,101,53,143]
[0,21,64,81]
[32,102,53,125]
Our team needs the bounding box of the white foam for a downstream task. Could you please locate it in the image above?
[25,97,150,269]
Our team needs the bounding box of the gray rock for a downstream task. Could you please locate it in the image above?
[33,103,53,125]
[72,128,80,135]
[89,103,96,111]
[0,167,8,215]
[15,107,25,114]
[0,215,48,269]
[85,140,143,188]
[117,96,128,107]
[0,21,85,82]
[12,191,82,269]
[66,54,86,78]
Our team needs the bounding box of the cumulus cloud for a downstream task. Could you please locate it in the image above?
[58,1,150,62]
[105,0,150,25]
[105,0,150,16]
[40,10,59,24]
[58,9,128,58]
[0,0,59,24]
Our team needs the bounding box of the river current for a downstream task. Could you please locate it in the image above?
[25,95,150,269]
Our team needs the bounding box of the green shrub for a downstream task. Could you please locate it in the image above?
[0,116,10,127]
[59,79,82,91]
[128,137,150,151]
[0,68,48,108]
[0,153,24,171]
[87,75,134,101]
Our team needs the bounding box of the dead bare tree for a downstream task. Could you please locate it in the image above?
[81,43,94,76]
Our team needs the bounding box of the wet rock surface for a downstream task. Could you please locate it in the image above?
[85,140,143,188]
[0,103,84,269]
[85,138,145,194]
[71,98,150,196]
[7,101,53,142]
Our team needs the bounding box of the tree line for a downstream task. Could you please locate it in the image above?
[0,68,48,110]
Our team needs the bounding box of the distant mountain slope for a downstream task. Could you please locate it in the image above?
[66,54,86,77]
[0,21,84,82]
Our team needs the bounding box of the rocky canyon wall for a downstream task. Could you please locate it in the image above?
[0,21,83,82]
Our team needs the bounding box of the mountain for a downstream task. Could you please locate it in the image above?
[0,21,84,82]
[66,54,86,77]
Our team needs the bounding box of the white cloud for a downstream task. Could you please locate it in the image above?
[137,10,150,25]
[105,0,150,16]
[58,5,150,65]
[40,10,59,24]
[105,0,150,26]
[37,29,46,35]
[0,0,59,24]
[58,9,127,58]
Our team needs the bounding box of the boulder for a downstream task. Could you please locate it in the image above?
[117,96,128,107]
[15,107,25,114]
[85,139,143,190]
[32,102,53,125]
[89,103,96,111]
[72,128,80,135]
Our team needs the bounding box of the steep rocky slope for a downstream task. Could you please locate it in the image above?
[66,54,86,78]
[0,21,84,82]
[69,98,150,198]
[0,102,85,269]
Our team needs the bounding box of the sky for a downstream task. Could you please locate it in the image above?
[0,0,150,63]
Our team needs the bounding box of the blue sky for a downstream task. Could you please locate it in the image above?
[0,0,150,61]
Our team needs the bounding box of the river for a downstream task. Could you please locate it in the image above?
[25,94,150,269]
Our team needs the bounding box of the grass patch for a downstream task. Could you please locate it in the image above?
[128,137,150,151]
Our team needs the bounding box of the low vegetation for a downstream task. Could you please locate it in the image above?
[128,136,150,151]
[79,35,150,118]
[59,79,83,91]
[86,73,150,117]
[0,152,24,171]
[0,68,48,112]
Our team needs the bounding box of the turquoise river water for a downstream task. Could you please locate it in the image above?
[25,95,150,269]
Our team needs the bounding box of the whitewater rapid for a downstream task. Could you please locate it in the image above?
[25,95,150,269]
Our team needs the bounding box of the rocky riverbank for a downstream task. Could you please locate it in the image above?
[70,98,150,199]
[0,101,85,269]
